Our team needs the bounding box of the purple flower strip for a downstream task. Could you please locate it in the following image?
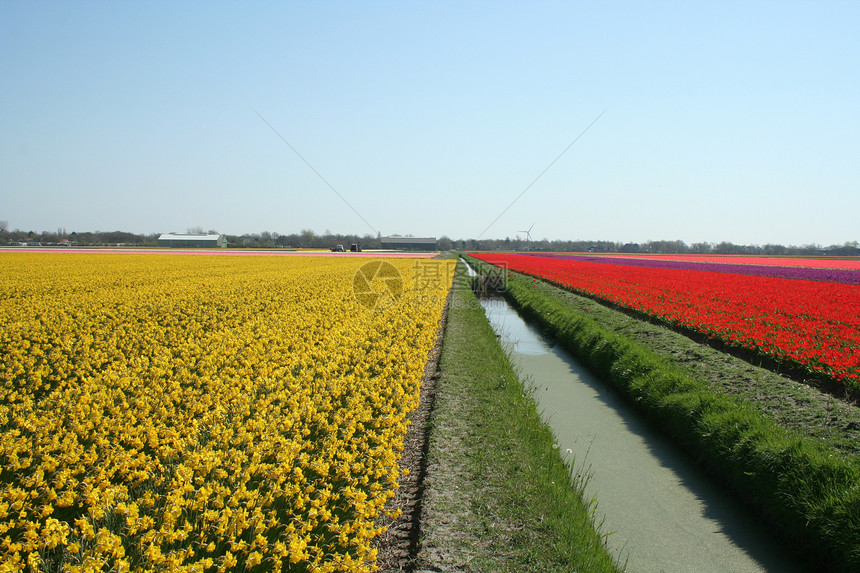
[528,254,860,285]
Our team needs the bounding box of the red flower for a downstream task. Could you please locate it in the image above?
[470,252,860,385]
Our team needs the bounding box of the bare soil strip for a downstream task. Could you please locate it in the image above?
[373,294,449,572]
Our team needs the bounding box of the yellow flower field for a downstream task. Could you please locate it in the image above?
[0,253,455,572]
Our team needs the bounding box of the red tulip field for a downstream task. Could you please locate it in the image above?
[470,253,860,389]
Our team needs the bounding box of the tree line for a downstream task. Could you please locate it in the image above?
[1,221,857,255]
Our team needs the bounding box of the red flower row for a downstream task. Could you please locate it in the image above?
[472,253,860,385]
[580,253,860,270]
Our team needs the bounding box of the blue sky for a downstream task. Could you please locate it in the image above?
[2,1,858,246]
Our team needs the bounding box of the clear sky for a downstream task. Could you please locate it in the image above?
[2,1,858,246]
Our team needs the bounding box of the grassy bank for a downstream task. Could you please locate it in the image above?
[413,261,619,572]
[465,255,860,573]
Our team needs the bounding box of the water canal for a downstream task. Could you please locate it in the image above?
[465,264,803,572]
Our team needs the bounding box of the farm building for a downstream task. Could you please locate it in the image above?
[158,233,227,248]
[381,236,437,251]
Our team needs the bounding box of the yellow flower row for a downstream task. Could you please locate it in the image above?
[0,253,454,572]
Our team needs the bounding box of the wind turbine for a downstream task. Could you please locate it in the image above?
[519,223,534,242]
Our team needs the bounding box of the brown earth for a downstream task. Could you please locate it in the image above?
[373,299,448,573]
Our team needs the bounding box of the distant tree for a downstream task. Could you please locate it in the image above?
[258,231,275,248]
[362,233,381,249]
[827,241,860,256]
[300,229,315,248]
[796,243,822,255]
[187,226,205,235]
[74,232,93,245]
[713,241,738,254]
[100,231,143,245]
[646,239,689,253]
[763,243,787,255]
[0,220,8,234]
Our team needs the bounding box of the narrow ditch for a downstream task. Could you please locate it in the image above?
[463,258,806,572]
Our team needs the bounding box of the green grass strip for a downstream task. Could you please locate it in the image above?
[414,261,619,572]
[466,255,860,573]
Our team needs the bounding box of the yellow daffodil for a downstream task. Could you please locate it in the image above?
[0,253,453,571]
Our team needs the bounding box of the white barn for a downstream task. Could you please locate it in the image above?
[158,233,227,248]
